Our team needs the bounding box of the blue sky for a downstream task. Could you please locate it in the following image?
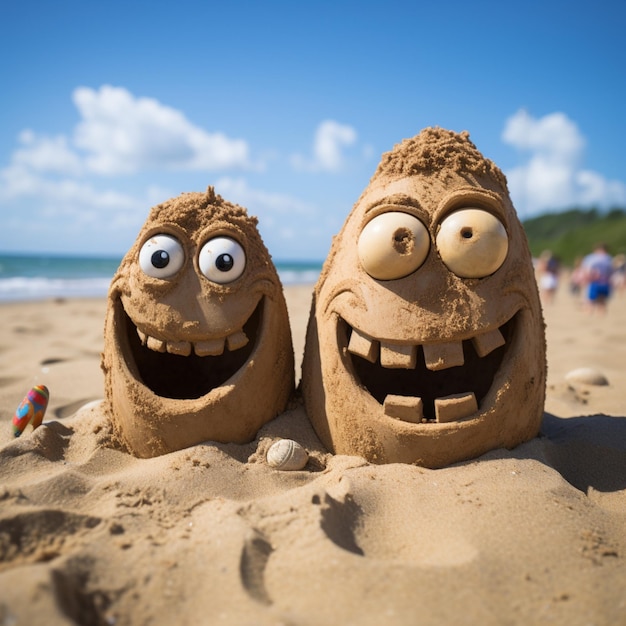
[1,0,625,260]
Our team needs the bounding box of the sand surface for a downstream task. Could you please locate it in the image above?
[0,283,625,625]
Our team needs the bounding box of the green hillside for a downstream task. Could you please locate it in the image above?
[522,208,626,266]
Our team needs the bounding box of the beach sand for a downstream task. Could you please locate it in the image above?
[0,282,625,625]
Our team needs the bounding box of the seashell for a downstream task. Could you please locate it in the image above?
[565,367,609,386]
[266,439,308,471]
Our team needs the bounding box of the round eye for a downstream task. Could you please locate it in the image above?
[358,212,430,280]
[139,234,185,279]
[436,209,508,278]
[199,237,246,284]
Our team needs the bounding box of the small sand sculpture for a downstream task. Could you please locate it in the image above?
[102,186,294,457]
[302,127,546,468]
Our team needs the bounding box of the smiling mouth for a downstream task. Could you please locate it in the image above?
[339,312,517,423]
[119,298,263,400]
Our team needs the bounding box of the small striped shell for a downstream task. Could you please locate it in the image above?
[266,439,308,471]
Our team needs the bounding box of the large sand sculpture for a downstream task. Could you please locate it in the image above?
[102,186,294,457]
[302,127,546,468]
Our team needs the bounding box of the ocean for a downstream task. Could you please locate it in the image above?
[0,253,322,301]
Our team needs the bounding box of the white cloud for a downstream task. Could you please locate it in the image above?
[0,163,149,254]
[313,120,358,170]
[14,130,83,176]
[0,84,257,230]
[0,165,143,218]
[2,86,254,182]
[291,120,357,172]
[502,110,585,161]
[73,85,252,175]
[0,85,263,253]
[0,86,351,258]
[502,109,626,216]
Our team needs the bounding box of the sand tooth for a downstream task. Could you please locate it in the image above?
[435,392,478,423]
[347,328,379,363]
[383,395,424,422]
[194,337,225,357]
[422,341,464,371]
[167,340,192,357]
[146,335,167,353]
[226,330,249,351]
[266,439,309,470]
[137,328,147,345]
[380,342,417,369]
[471,328,505,357]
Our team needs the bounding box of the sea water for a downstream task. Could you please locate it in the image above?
[0,254,322,301]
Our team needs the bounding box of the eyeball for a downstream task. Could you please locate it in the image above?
[139,234,185,279]
[436,209,508,278]
[199,237,246,284]
[358,212,430,280]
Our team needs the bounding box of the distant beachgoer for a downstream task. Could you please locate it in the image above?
[569,256,585,301]
[582,243,613,313]
[611,253,626,295]
[537,250,560,304]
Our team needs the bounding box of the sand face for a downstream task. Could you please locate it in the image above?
[101,187,294,457]
[302,128,546,467]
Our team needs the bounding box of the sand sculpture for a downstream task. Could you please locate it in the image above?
[102,186,294,457]
[302,127,546,468]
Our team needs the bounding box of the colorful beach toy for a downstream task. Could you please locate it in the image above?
[12,385,50,437]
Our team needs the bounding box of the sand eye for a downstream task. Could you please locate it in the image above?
[199,237,246,284]
[436,208,508,278]
[139,234,185,279]
[358,212,430,280]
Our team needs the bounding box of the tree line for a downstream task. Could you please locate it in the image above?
[522,208,626,266]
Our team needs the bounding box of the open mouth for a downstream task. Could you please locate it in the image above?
[339,312,517,423]
[118,298,263,400]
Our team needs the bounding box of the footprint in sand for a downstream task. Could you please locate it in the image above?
[239,531,273,605]
[50,556,124,625]
[0,510,101,570]
[317,477,478,568]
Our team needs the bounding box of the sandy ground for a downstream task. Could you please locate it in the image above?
[0,282,625,625]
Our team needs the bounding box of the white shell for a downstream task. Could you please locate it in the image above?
[266,439,308,471]
[565,367,609,386]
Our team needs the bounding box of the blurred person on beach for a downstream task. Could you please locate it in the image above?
[582,243,614,314]
[569,256,586,302]
[537,250,560,305]
[611,253,626,295]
